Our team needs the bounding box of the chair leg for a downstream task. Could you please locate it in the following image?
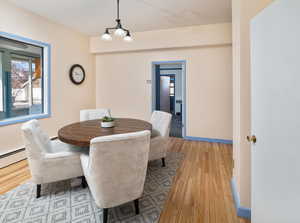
[134,199,140,215]
[103,208,108,223]
[81,176,87,188]
[36,184,41,198]
[162,158,166,167]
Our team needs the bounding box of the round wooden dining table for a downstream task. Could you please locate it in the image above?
[58,118,152,147]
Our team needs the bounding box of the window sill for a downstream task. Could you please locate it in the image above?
[0,113,51,126]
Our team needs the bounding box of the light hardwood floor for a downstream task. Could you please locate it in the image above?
[0,138,250,223]
[159,138,250,223]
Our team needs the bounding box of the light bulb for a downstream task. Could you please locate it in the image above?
[101,33,112,41]
[114,28,126,37]
[124,35,133,42]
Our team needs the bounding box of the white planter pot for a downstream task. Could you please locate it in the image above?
[101,121,115,128]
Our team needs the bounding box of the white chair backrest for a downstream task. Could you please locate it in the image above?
[87,130,151,208]
[21,119,52,159]
[150,111,172,138]
[80,109,111,121]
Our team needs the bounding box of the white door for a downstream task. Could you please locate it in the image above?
[251,0,300,222]
[160,76,170,112]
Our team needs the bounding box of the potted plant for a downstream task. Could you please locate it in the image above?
[101,116,115,128]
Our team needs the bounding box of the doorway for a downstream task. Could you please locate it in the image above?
[152,61,186,138]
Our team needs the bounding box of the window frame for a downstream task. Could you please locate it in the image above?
[0,32,51,126]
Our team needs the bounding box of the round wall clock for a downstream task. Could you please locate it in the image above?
[69,64,85,85]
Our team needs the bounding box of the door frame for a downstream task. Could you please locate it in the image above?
[151,60,187,137]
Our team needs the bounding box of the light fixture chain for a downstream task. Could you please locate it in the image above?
[117,0,120,20]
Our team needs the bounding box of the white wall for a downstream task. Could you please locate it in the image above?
[91,23,232,54]
[232,0,274,208]
[0,0,95,159]
[93,24,233,140]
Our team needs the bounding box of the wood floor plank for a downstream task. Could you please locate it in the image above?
[159,138,250,223]
[0,138,250,223]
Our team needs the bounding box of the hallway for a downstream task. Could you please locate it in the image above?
[170,114,182,138]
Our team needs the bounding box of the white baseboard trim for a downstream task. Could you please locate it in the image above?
[0,149,27,168]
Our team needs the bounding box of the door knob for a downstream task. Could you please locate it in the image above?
[247,135,257,143]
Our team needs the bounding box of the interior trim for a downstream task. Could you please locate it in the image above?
[230,178,251,219]
[184,136,233,144]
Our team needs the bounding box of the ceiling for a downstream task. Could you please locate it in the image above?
[7,0,231,36]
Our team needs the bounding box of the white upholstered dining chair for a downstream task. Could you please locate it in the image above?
[80,108,111,121]
[21,119,86,198]
[80,130,151,223]
[149,111,172,167]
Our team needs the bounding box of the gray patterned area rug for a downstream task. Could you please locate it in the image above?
[0,152,183,223]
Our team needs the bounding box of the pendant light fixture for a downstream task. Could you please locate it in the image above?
[101,0,133,42]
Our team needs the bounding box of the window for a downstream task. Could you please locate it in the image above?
[0,33,51,125]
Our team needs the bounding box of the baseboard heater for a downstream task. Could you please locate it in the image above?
[0,148,27,168]
[0,137,58,168]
